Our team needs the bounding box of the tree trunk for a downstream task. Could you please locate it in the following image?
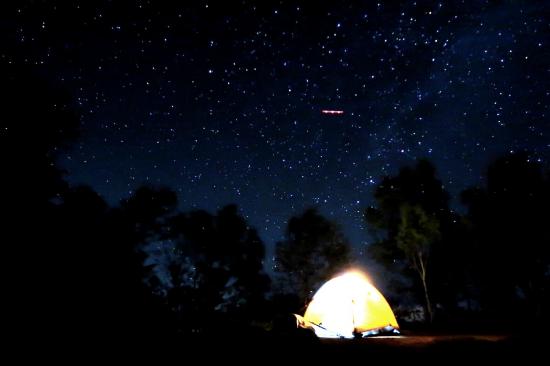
[418,252,433,323]
[421,274,433,323]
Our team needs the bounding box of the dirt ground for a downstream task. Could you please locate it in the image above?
[40,330,547,361]
[308,333,543,361]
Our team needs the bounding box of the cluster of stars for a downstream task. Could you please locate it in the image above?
[3,1,548,270]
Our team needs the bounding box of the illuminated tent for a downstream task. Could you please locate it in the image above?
[295,271,399,338]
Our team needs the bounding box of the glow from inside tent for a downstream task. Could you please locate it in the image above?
[302,270,399,338]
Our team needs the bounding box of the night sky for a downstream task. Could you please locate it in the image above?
[3,1,548,269]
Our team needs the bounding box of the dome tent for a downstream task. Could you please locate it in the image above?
[295,271,399,338]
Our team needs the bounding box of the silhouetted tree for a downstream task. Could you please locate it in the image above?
[106,186,179,339]
[0,64,174,344]
[157,204,270,333]
[51,186,109,329]
[1,64,82,340]
[1,62,270,343]
[1,64,78,205]
[461,152,550,324]
[365,159,458,322]
[274,208,352,308]
[396,204,441,322]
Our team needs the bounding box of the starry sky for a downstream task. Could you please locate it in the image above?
[3,1,548,269]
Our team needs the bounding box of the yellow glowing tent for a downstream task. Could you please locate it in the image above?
[295,271,399,338]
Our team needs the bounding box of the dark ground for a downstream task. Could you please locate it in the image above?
[123,331,545,362]
[26,329,546,362]
[221,333,544,362]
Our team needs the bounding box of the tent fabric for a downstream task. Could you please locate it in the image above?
[297,271,399,338]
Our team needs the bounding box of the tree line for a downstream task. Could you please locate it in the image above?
[365,157,550,328]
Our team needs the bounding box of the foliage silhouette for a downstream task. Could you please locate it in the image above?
[1,64,83,342]
[396,204,441,322]
[461,152,550,324]
[365,159,463,322]
[274,208,352,309]
[154,204,271,334]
